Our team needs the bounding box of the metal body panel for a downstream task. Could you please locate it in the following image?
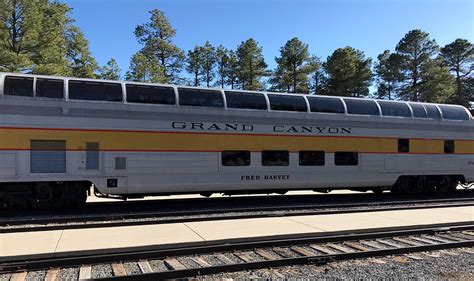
[0,72,473,196]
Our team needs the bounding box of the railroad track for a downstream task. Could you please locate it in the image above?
[1,223,473,280]
[1,191,474,233]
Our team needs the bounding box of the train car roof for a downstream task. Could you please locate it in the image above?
[0,72,472,122]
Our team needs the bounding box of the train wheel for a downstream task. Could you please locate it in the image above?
[372,187,384,195]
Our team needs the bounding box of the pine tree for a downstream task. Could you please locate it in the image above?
[133,9,185,84]
[200,41,216,87]
[324,46,372,97]
[236,38,269,90]
[440,39,474,107]
[99,58,121,80]
[186,46,203,86]
[396,29,438,101]
[374,50,404,100]
[215,45,228,88]
[0,0,97,77]
[65,26,98,78]
[226,50,239,89]
[419,58,455,103]
[273,37,314,93]
[125,52,162,83]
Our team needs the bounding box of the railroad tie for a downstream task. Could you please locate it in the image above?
[421,235,452,243]
[291,246,316,257]
[359,240,385,250]
[191,257,211,267]
[138,260,153,273]
[436,234,466,242]
[44,268,60,281]
[375,239,403,248]
[216,254,235,264]
[326,243,355,253]
[272,247,297,258]
[392,237,424,247]
[79,266,92,280]
[409,236,438,245]
[404,254,425,260]
[463,231,474,237]
[164,258,186,270]
[254,249,277,260]
[343,242,370,252]
[234,252,254,262]
[309,244,337,255]
[111,263,127,276]
[10,272,27,281]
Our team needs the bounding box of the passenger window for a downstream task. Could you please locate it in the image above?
[69,80,123,102]
[438,105,469,121]
[398,139,409,153]
[126,84,175,105]
[36,78,64,99]
[225,91,267,110]
[178,88,224,108]
[307,96,345,114]
[299,151,325,166]
[4,76,33,97]
[378,101,411,117]
[444,140,455,154]
[334,152,358,166]
[344,99,380,116]
[222,151,251,166]
[409,103,428,118]
[268,94,307,112]
[423,104,441,120]
[262,150,289,166]
[86,142,99,170]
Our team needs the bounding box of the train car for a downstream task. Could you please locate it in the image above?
[0,72,473,208]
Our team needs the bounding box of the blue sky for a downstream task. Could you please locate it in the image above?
[63,0,473,78]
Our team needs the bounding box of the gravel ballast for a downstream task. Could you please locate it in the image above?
[198,249,474,279]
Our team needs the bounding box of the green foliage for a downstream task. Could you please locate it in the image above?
[374,50,404,100]
[65,26,98,78]
[0,0,98,77]
[99,58,121,80]
[271,37,316,93]
[133,9,185,84]
[200,41,216,87]
[323,46,372,97]
[186,45,203,86]
[396,29,439,101]
[225,50,239,89]
[125,52,162,83]
[236,38,269,90]
[440,38,474,107]
[418,58,455,103]
[214,45,228,88]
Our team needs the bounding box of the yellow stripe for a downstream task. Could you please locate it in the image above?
[0,129,472,154]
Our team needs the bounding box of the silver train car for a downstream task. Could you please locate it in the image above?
[0,72,473,208]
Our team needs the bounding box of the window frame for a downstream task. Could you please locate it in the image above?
[267,94,308,112]
[261,150,290,166]
[299,151,325,166]
[444,140,455,154]
[125,83,176,105]
[178,87,224,108]
[68,80,123,102]
[221,150,251,166]
[3,75,34,97]
[306,96,345,114]
[35,78,65,99]
[224,91,268,110]
[334,151,359,166]
[398,139,410,153]
[343,98,381,116]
